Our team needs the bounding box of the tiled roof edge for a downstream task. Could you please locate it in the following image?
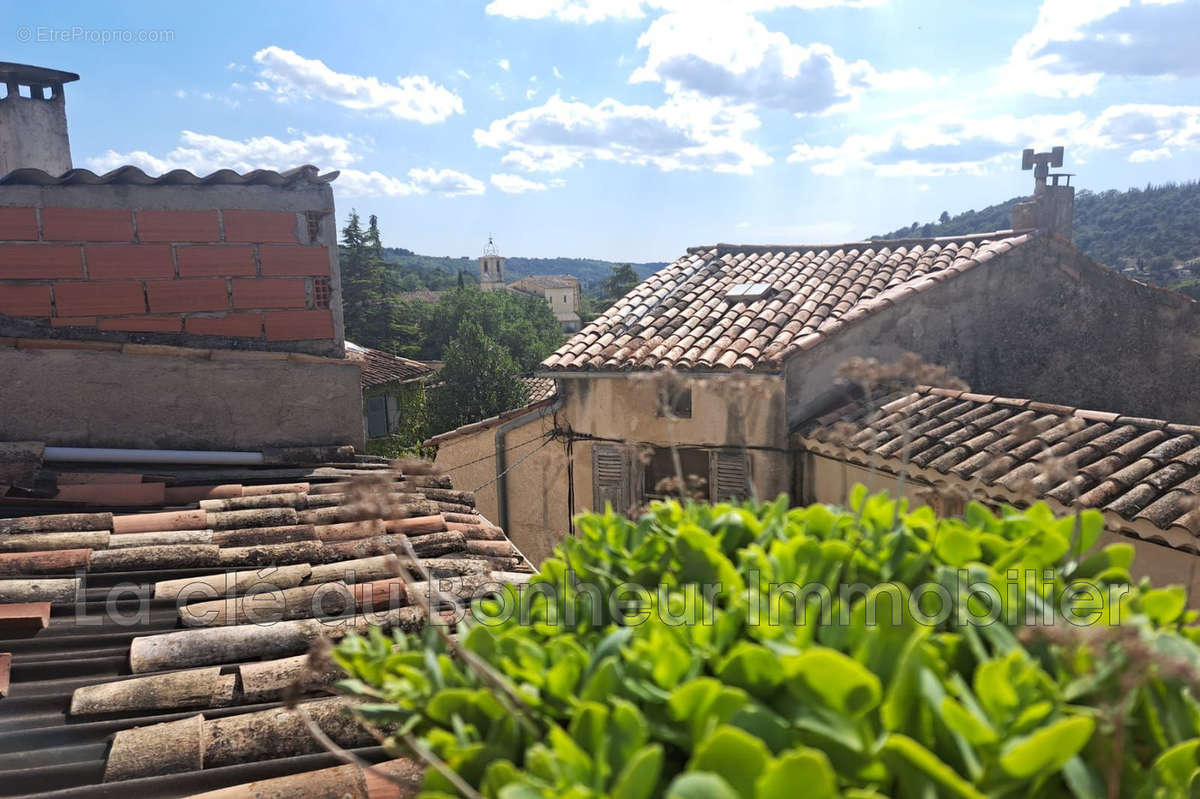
[0,164,339,187]
[684,229,1036,257]
[425,396,559,446]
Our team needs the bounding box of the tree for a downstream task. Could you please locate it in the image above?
[938,210,951,224]
[339,211,411,354]
[426,321,530,433]
[417,288,563,372]
[603,263,640,302]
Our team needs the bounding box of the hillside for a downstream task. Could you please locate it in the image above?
[874,180,1200,290]
[379,248,665,292]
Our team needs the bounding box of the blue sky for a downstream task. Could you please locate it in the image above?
[9,0,1200,261]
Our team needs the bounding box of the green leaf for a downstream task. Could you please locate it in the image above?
[785,647,882,718]
[935,525,982,566]
[1150,739,1200,789]
[665,773,741,799]
[999,716,1096,779]
[881,734,986,799]
[755,748,838,799]
[688,726,771,798]
[610,744,664,799]
[714,642,782,699]
[1143,587,1188,626]
[940,697,998,746]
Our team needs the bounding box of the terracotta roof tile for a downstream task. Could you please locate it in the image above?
[796,386,1200,546]
[345,341,433,388]
[0,452,532,797]
[543,232,1033,372]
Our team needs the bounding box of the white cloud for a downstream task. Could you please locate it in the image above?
[491,173,554,192]
[631,9,932,114]
[498,58,511,71]
[474,93,771,174]
[553,65,564,78]
[790,102,1200,175]
[457,69,472,79]
[252,46,464,123]
[1005,0,1200,97]
[526,87,539,99]
[86,130,484,198]
[485,0,645,23]
[409,168,487,196]
[788,112,1088,176]
[485,0,883,23]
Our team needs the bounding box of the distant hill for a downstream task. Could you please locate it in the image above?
[378,249,665,293]
[874,180,1200,291]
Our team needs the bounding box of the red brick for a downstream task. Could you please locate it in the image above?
[186,313,264,338]
[42,208,133,242]
[98,316,183,333]
[265,309,334,341]
[223,210,298,243]
[259,245,331,276]
[0,245,84,279]
[51,316,97,328]
[0,284,51,317]
[176,245,256,277]
[146,279,229,314]
[136,210,220,242]
[55,282,145,317]
[85,245,174,279]
[0,207,38,240]
[232,278,307,310]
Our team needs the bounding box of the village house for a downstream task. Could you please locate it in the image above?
[345,341,434,441]
[477,236,583,332]
[430,148,1200,577]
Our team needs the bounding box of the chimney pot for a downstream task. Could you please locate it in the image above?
[0,62,80,177]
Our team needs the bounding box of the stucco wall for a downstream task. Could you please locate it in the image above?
[0,94,72,175]
[784,237,1200,426]
[0,343,364,450]
[560,373,792,510]
[432,409,570,565]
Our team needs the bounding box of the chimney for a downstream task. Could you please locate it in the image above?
[1012,146,1074,240]
[0,62,80,177]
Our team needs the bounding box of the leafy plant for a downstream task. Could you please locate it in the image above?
[334,490,1200,798]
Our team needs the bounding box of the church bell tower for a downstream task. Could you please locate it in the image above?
[479,235,506,291]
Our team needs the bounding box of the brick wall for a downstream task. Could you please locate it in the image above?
[0,197,341,354]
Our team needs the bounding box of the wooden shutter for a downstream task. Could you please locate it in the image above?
[365,396,388,439]
[592,443,631,513]
[710,450,751,501]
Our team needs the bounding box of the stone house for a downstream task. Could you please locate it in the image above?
[345,341,434,442]
[0,62,362,451]
[430,151,1200,567]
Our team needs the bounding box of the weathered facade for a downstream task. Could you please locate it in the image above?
[0,64,362,450]
[430,155,1200,564]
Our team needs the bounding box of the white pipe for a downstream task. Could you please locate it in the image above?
[43,447,266,466]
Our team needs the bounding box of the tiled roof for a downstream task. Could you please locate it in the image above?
[542,232,1033,373]
[0,450,531,798]
[0,164,338,187]
[346,341,434,387]
[796,386,1200,551]
[522,375,557,403]
[509,274,579,291]
[426,394,559,447]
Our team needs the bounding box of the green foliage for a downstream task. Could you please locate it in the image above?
[335,491,1200,798]
[427,320,531,433]
[340,211,418,355]
[415,288,564,373]
[363,382,432,454]
[382,252,663,290]
[874,179,1200,286]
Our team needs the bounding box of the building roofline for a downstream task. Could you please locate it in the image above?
[687,229,1036,257]
[0,62,80,84]
[425,396,558,446]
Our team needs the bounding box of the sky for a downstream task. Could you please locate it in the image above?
[8,0,1200,261]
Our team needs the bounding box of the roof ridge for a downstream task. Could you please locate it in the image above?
[683,230,1035,258]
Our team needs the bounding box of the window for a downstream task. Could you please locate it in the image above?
[365,396,388,439]
[657,380,692,419]
[642,447,709,500]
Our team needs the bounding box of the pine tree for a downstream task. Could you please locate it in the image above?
[339,210,398,351]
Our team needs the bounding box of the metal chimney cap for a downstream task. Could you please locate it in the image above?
[0,62,80,84]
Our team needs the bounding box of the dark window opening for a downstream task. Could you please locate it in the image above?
[305,210,329,244]
[643,446,708,501]
[658,383,692,419]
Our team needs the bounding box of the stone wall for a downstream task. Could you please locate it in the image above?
[0,182,344,356]
[784,236,1200,426]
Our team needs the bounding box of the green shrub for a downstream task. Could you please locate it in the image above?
[334,489,1200,798]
